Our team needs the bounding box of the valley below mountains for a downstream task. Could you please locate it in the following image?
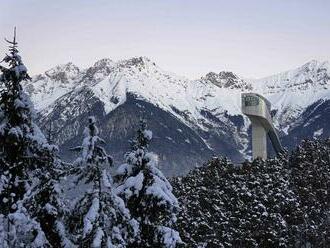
[23,57,330,176]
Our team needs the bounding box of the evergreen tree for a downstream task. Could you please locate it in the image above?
[25,150,74,248]
[69,116,138,247]
[0,28,53,247]
[115,119,182,248]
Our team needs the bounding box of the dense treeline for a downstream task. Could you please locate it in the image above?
[173,140,330,247]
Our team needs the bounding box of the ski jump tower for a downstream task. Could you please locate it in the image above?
[241,93,283,159]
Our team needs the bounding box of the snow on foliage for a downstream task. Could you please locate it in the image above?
[69,116,137,247]
[173,141,330,247]
[144,159,178,208]
[83,197,100,237]
[55,220,76,248]
[142,129,152,140]
[0,29,72,247]
[116,171,144,199]
[157,226,182,248]
[92,228,104,247]
[0,204,49,248]
[115,119,182,247]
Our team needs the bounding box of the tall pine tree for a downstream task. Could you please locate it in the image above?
[69,116,138,247]
[115,119,182,248]
[0,28,54,247]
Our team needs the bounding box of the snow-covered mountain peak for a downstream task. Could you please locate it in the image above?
[247,60,330,133]
[92,58,114,68]
[297,60,330,81]
[117,56,156,69]
[25,58,330,140]
[23,62,83,110]
[80,58,115,86]
[202,71,252,91]
[300,59,329,72]
[253,59,330,94]
[88,56,194,116]
[202,71,253,91]
[44,62,80,82]
[80,57,159,87]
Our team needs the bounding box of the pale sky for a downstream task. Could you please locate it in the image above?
[1,0,330,79]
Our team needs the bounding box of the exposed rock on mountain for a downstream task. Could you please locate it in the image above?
[202,71,252,90]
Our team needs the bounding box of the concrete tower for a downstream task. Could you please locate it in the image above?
[241,93,283,160]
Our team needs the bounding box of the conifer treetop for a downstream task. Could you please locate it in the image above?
[131,118,152,151]
[0,27,30,83]
[116,119,182,248]
[4,27,19,60]
[70,116,112,168]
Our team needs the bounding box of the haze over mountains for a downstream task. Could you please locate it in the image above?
[22,57,330,176]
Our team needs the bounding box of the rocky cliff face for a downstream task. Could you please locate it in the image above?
[202,71,252,90]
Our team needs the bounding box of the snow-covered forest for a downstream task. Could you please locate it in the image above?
[173,140,330,247]
[0,33,329,248]
[0,33,181,247]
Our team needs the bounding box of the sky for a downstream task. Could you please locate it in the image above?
[1,0,330,79]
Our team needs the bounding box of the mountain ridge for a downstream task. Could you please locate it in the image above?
[22,57,330,175]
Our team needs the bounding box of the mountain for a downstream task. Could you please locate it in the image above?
[253,60,330,133]
[22,58,330,176]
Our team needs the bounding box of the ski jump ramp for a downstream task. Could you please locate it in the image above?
[241,93,284,159]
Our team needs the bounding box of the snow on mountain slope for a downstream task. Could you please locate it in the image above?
[23,57,250,174]
[251,60,330,133]
[22,62,83,110]
[34,56,247,134]
[90,57,193,118]
[88,58,251,159]
[24,57,330,165]
[26,58,330,123]
[254,60,330,94]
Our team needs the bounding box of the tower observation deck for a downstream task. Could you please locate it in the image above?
[241,93,284,159]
